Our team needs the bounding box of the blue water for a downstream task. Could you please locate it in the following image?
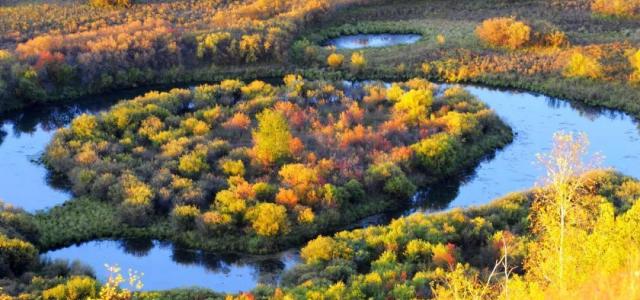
[325,34,421,49]
[45,240,299,293]
[432,86,640,210]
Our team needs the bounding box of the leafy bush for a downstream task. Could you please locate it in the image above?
[42,276,98,300]
[88,0,132,8]
[475,17,531,50]
[350,52,366,73]
[629,49,640,83]
[327,53,345,69]
[0,234,38,276]
[563,52,603,79]
[592,0,639,17]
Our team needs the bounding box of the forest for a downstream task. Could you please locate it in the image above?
[0,0,639,299]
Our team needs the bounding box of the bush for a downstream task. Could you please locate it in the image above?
[343,179,365,203]
[43,276,99,300]
[252,109,292,166]
[253,182,277,202]
[393,89,433,125]
[172,205,200,230]
[327,53,344,70]
[350,52,366,73]
[88,0,132,8]
[592,0,639,17]
[383,174,417,200]
[475,17,531,50]
[629,49,640,83]
[245,203,289,237]
[563,52,603,79]
[411,133,461,176]
[0,234,38,276]
[220,159,245,177]
[197,211,232,235]
[300,236,337,263]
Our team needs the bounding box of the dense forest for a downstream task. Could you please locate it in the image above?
[0,0,639,299]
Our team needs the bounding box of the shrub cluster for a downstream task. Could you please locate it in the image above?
[261,171,640,299]
[475,17,569,50]
[475,17,532,50]
[592,0,639,18]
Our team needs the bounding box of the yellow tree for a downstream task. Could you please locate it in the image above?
[350,52,366,73]
[246,203,288,237]
[239,34,262,63]
[592,0,639,17]
[629,49,640,83]
[563,52,603,79]
[528,132,600,290]
[393,89,433,125]
[327,53,344,70]
[252,109,292,165]
[475,17,531,50]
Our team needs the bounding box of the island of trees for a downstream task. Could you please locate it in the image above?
[41,77,511,253]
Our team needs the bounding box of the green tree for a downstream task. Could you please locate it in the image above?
[178,149,209,176]
[411,133,461,175]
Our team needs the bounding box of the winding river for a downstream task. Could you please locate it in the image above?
[1,34,639,291]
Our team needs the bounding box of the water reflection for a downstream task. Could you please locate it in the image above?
[325,34,422,49]
[44,239,299,293]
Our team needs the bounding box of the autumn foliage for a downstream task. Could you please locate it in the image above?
[44,76,509,244]
[592,0,640,17]
[475,17,531,50]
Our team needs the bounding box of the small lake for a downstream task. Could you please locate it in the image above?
[44,239,299,293]
[4,81,640,292]
[324,34,421,49]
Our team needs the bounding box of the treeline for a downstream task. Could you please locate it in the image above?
[0,0,371,112]
[42,76,511,253]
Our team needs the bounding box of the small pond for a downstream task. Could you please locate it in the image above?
[44,239,299,293]
[324,34,421,49]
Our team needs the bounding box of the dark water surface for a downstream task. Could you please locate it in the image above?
[2,81,640,292]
